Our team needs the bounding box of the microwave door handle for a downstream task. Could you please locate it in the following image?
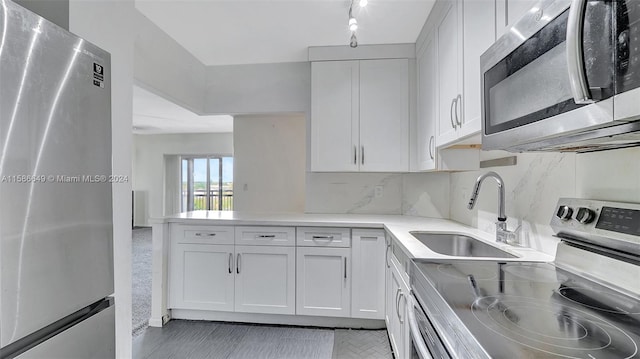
[566,0,593,104]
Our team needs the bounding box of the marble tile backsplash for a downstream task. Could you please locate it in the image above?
[305,173,403,214]
[304,147,640,257]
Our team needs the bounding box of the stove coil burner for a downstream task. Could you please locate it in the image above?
[558,287,640,315]
[470,295,638,358]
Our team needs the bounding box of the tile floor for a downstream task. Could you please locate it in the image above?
[133,320,393,359]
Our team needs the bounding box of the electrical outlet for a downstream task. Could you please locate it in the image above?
[374,185,384,198]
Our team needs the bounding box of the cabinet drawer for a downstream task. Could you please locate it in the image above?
[235,226,296,246]
[296,227,351,247]
[172,225,234,245]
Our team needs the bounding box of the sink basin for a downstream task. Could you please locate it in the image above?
[410,232,516,258]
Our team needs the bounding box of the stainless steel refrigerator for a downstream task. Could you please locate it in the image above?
[0,1,115,358]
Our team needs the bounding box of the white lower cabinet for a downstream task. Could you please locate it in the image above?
[351,229,386,319]
[170,243,235,311]
[234,245,296,315]
[386,249,410,359]
[296,247,351,317]
[169,226,295,315]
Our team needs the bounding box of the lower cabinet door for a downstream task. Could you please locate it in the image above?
[296,247,351,317]
[170,243,235,311]
[351,229,386,319]
[234,245,296,315]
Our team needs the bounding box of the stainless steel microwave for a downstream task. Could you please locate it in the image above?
[481,0,640,152]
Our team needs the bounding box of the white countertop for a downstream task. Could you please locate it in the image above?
[152,211,553,262]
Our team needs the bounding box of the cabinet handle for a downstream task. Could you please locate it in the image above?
[228,253,233,274]
[312,235,334,240]
[385,243,391,268]
[344,257,348,279]
[361,146,364,165]
[428,136,435,160]
[354,145,357,165]
[257,234,276,238]
[236,253,241,274]
[450,98,457,130]
[398,293,406,324]
[395,288,402,320]
[195,232,216,237]
[456,94,462,126]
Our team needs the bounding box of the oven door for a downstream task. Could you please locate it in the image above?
[481,0,615,151]
[407,295,450,359]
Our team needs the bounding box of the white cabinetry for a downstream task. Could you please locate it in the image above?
[416,30,438,171]
[296,247,351,317]
[496,0,539,37]
[170,243,235,311]
[432,0,496,149]
[234,245,296,315]
[169,225,295,315]
[311,59,409,172]
[385,235,410,359]
[351,229,386,319]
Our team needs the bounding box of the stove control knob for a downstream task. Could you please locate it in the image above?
[556,205,573,220]
[575,207,596,224]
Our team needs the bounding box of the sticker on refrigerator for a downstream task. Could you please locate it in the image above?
[93,62,104,88]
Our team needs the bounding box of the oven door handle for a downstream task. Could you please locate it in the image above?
[407,298,433,359]
[566,0,593,104]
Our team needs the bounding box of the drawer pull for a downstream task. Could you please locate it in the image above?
[195,233,216,237]
[256,234,276,238]
[344,257,348,279]
[312,235,334,240]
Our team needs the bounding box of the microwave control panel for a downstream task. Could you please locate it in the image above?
[617,0,640,92]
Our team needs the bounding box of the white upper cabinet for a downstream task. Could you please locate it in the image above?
[430,0,497,149]
[436,0,462,147]
[416,30,438,171]
[311,61,359,172]
[311,59,409,172]
[359,59,409,172]
[460,0,497,139]
[496,0,540,37]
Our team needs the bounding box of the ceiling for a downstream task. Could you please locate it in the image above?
[135,0,436,66]
[132,0,434,134]
[133,86,233,135]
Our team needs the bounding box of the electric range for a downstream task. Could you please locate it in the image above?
[409,198,640,359]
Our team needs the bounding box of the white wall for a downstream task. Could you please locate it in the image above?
[233,114,306,212]
[133,133,233,226]
[69,1,134,356]
[134,10,205,114]
[204,62,311,115]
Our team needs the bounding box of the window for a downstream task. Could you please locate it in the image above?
[181,156,233,211]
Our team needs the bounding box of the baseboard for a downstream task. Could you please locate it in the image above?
[170,309,386,329]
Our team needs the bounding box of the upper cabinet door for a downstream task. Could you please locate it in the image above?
[460,0,496,138]
[417,32,438,171]
[359,59,410,172]
[496,0,539,37]
[436,1,461,146]
[311,61,360,172]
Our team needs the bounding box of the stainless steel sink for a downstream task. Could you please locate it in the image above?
[410,232,517,258]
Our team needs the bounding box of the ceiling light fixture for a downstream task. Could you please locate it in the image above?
[347,0,366,48]
[350,32,358,48]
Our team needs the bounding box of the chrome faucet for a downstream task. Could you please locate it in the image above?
[467,171,513,244]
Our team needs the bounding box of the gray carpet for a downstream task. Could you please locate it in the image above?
[132,227,153,337]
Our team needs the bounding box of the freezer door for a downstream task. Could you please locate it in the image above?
[0,2,113,347]
[15,306,115,359]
